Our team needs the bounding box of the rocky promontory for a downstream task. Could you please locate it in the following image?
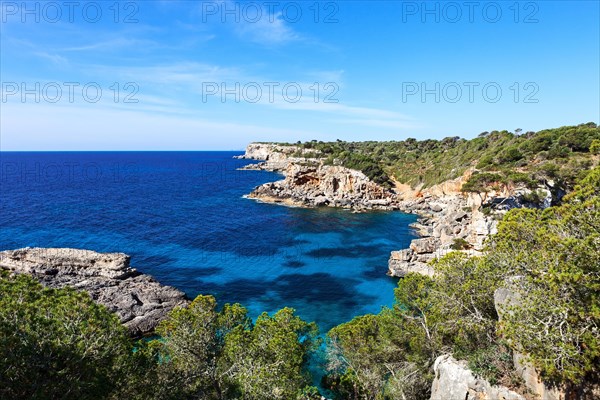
[249,162,397,210]
[238,143,554,278]
[239,143,397,210]
[0,248,189,337]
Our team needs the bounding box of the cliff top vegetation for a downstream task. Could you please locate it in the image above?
[275,122,599,191]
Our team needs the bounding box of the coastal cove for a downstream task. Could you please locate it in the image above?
[0,151,417,332]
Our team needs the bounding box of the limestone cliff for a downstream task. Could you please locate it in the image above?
[249,162,396,210]
[0,248,189,337]
[237,143,558,277]
[240,143,397,210]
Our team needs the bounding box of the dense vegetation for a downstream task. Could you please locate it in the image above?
[0,277,321,400]
[291,123,600,190]
[0,273,136,399]
[324,166,600,399]
[2,167,597,399]
[1,126,598,399]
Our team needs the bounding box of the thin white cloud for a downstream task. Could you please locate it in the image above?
[61,38,156,52]
[0,102,316,150]
[199,0,303,45]
[33,52,68,66]
[234,10,301,45]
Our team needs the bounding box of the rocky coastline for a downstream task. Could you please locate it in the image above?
[0,247,189,337]
[237,142,586,400]
[238,142,554,278]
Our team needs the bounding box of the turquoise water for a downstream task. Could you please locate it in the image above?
[0,151,417,333]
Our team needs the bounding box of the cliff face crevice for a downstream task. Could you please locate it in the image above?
[0,248,189,337]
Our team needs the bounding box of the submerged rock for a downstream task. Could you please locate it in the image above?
[0,248,189,337]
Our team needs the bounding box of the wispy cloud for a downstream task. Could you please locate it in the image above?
[33,52,68,66]
[198,0,303,45]
[234,10,301,45]
[60,38,156,52]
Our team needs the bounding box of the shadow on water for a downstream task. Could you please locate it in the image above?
[193,272,378,330]
[282,260,307,269]
[304,244,384,259]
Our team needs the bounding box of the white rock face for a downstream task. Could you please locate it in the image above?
[237,143,296,161]
[0,248,189,337]
[249,162,395,210]
[0,248,133,279]
[430,355,525,400]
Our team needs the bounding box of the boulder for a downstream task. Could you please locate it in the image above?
[388,249,435,277]
[430,203,443,212]
[430,355,525,400]
[410,237,438,254]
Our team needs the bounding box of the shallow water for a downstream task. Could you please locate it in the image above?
[0,151,417,332]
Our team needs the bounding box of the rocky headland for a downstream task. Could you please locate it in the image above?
[0,248,189,337]
[237,142,556,278]
[238,143,396,210]
[237,142,575,400]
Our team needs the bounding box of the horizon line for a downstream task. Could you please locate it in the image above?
[0,149,247,153]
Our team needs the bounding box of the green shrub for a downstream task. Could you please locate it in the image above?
[0,273,136,400]
[450,238,471,250]
[590,139,600,155]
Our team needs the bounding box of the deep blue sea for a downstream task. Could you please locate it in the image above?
[0,152,417,333]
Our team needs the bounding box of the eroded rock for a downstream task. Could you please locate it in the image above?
[0,248,189,337]
[430,354,525,400]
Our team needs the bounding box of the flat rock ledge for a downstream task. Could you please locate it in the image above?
[0,248,189,337]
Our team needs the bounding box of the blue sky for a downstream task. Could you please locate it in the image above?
[1,0,599,150]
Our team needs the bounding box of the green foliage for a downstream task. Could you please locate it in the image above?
[461,172,504,193]
[590,139,600,155]
[148,295,251,399]
[557,126,600,152]
[223,307,319,400]
[147,299,318,400]
[462,343,518,387]
[326,253,505,399]
[505,172,537,189]
[498,145,523,163]
[325,152,391,187]
[490,167,600,384]
[0,273,136,400]
[286,123,598,190]
[327,307,431,400]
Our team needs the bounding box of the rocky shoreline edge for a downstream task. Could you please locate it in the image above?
[237,143,557,278]
[0,147,585,400]
[0,247,189,337]
[236,143,586,400]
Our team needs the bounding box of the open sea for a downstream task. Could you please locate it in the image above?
[0,151,417,333]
